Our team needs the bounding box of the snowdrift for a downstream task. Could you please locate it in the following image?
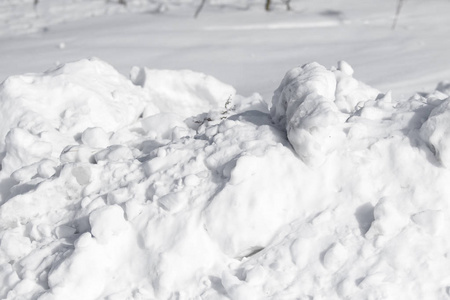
[1,58,450,299]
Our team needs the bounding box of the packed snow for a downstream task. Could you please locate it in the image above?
[2,0,450,299]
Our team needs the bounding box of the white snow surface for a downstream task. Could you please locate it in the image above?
[0,0,158,37]
[2,1,450,299]
[2,0,450,102]
[1,57,450,299]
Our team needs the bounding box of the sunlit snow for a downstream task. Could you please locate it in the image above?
[1,1,450,299]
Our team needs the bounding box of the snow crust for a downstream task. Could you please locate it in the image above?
[1,58,450,299]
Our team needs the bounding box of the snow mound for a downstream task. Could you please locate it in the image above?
[1,59,450,300]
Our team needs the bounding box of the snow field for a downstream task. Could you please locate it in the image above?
[3,0,450,105]
[0,0,159,36]
[1,58,450,299]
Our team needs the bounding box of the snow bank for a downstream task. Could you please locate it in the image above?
[1,59,450,299]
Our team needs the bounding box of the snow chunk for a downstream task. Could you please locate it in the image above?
[141,113,190,140]
[89,205,129,244]
[271,62,378,165]
[72,165,92,185]
[322,242,348,271]
[94,145,134,163]
[420,98,450,167]
[436,81,450,95]
[130,67,236,118]
[60,144,96,163]
[270,62,337,127]
[81,127,110,149]
[366,197,409,239]
[0,230,32,261]
[337,60,354,76]
[270,63,342,165]
[333,64,379,114]
[2,128,52,176]
[411,210,444,236]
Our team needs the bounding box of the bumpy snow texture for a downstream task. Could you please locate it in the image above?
[1,58,450,300]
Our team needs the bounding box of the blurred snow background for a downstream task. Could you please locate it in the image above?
[1,0,450,101]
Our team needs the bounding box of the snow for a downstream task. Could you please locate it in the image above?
[2,0,450,102]
[130,67,236,118]
[1,1,450,299]
[2,57,450,300]
[0,0,154,37]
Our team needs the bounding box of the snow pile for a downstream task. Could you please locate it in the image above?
[1,58,450,299]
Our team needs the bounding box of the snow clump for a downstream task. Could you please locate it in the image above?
[270,61,379,166]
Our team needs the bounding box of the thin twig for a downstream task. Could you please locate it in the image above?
[194,0,207,18]
[285,0,291,11]
[392,0,405,30]
[265,0,271,11]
